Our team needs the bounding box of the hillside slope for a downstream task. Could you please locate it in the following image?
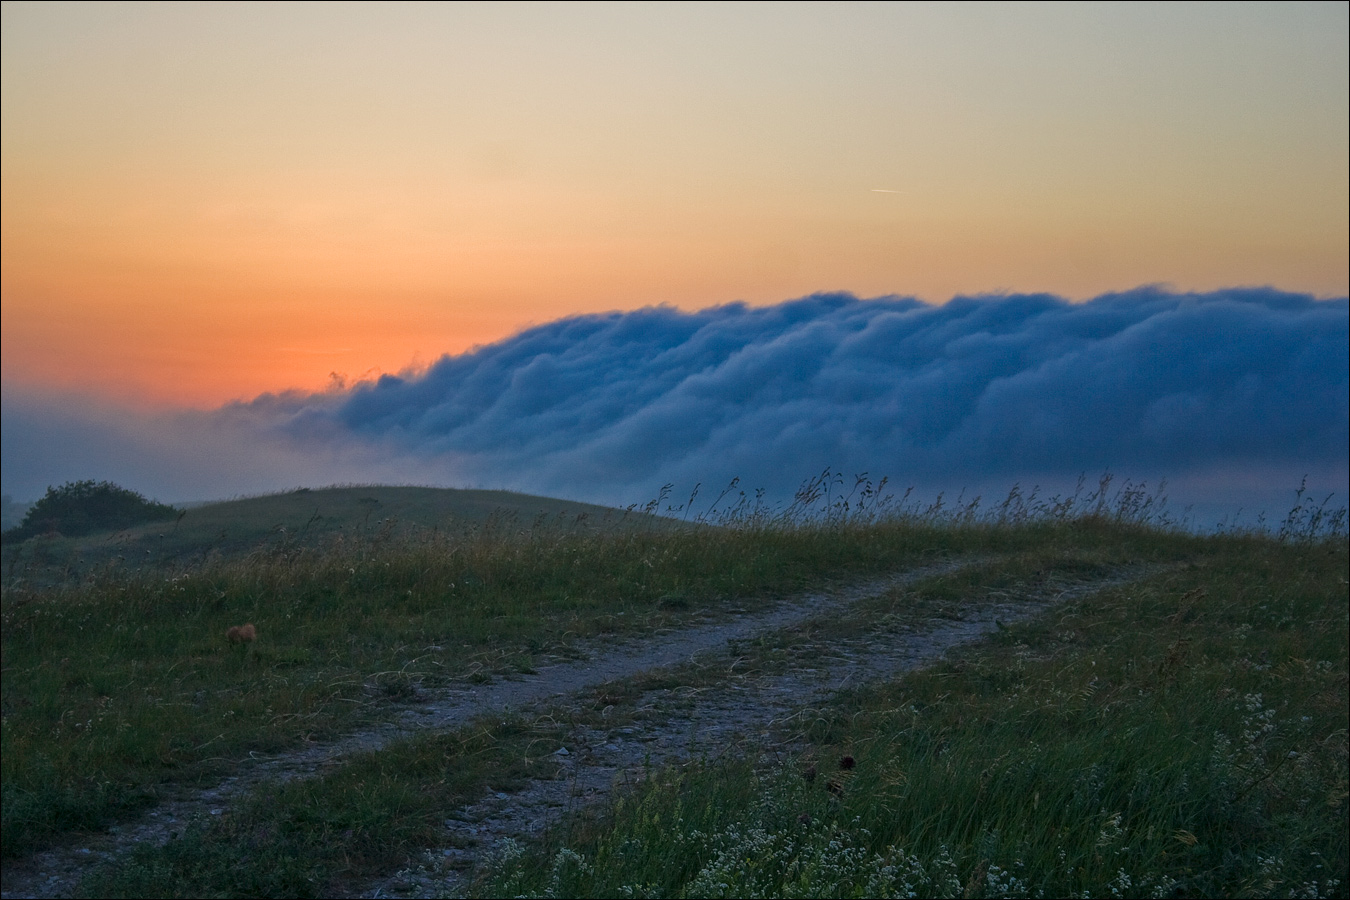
[1,484,665,574]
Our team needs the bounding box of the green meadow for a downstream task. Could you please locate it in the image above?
[1,478,1345,898]
[1,484,651,578]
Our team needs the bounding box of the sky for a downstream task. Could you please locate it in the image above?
[2,2,1347,521]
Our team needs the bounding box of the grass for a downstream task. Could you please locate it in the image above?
[2,473,1345,898]
[81,714,571,898]
[2,473,1041,858]
[0,484,662,578]
[480,535,1348,899]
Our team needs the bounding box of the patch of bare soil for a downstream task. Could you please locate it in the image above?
[0,558,1157,899]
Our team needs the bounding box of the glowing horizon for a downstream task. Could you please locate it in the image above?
[3,3,1346,406]
[3,288,1345,528]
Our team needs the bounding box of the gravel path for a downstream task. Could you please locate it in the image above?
[0,557,1158,899]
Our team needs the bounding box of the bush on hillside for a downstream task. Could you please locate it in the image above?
[2,480,178,542]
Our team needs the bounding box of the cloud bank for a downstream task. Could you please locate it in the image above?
[3,287,1346,522]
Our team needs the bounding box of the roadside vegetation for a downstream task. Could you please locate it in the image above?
[2,474,1344,897]
[481,534,1347,899]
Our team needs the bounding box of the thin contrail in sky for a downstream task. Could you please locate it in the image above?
[870,189,904,193]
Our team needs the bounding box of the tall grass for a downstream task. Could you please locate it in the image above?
[8,471,1133,858]
[480,534,1348,898]
[3,474,1344,897]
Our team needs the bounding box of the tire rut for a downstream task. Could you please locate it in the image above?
[1,557,1159,899]
[350,563,1161,898]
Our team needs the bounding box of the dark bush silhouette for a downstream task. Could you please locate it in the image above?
[2,480,178,542]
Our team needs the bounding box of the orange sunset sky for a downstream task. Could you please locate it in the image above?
[3,2,1347,407]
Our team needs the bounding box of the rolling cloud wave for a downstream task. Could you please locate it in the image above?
[282,286,1348,495]
[3,287,1347,519]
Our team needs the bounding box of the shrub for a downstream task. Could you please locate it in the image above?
[2,480,178,542]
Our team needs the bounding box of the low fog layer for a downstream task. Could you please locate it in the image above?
[4,288,1346,525]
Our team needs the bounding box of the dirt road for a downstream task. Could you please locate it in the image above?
[1,557,1157,899]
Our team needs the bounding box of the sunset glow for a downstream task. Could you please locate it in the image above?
[5,2,1346,406]
[2,3,1346,518]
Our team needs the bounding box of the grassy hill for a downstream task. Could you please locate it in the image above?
[1,484,664,578]
[2,478,1345,897]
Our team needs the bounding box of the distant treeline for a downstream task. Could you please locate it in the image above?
[1,480,178,543]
